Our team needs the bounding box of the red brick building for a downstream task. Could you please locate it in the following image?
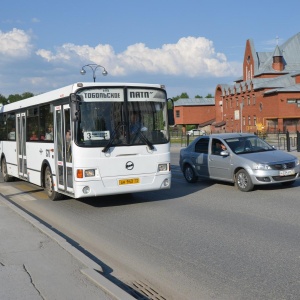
[213,32,300,134]
[174,98,215,133]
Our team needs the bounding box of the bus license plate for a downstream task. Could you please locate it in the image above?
[279,169,295,176]
[119,178,140,185]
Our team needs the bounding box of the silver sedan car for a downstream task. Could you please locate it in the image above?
[179,133,300,191]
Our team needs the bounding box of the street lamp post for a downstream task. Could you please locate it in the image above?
[80,64,108,82]
[240,102,244,133]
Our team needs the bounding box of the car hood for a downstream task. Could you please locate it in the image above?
[238,150,297,164]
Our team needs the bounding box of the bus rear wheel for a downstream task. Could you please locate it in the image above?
[44,166,63,201]
[1,157,14,182]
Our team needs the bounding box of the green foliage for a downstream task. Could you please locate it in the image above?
[172,92,190,102]
[0,92,35,104]
[205,93,213,98]
[21,92,34,99]
[0,94,6,105]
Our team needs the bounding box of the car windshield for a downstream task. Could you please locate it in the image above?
[225,136,274,154]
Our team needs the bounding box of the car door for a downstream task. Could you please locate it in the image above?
[208,138,232,181]
[190,137,209,177]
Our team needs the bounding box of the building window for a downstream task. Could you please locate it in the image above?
[248,116,251,125]
[253,95,256,105]
[247,96,250,105]
[226,100,228,109]
[230,99,232,108]
[175,110,180,118]
[254,115,257,126]
[287,99,296,103]
[287,99,300,106]
[243,116,245,126]
[236,98,239,107]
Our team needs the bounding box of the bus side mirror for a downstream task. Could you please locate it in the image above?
[70,93,81,121]
[167,98,175,126]
[168,110,174,125]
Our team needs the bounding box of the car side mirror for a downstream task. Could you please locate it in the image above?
[220,150,230,156]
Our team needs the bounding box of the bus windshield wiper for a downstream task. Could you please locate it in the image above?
[137,131,154,150]
[102,123,124,153]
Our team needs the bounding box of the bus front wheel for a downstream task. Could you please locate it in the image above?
[1,157,14,182]
[44,166,63,201]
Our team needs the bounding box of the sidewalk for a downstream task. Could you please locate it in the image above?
[0,194,135,300]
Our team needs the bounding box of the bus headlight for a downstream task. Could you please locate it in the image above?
[85,169,96,177]
[158,163,169,172]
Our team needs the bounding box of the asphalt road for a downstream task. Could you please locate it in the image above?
[1,146,300,299]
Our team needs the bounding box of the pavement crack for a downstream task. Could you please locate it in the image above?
[23,264,45,300]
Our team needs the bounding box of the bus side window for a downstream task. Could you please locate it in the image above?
[7,113,16,141]
[40,104,54,142]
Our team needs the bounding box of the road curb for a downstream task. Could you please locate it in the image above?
[0,194,135,300]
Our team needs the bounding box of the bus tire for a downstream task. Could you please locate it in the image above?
[1,157,14,182]
[44,166,63,201]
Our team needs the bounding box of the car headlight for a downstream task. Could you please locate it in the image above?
[295,159,300,166]
[252,163,271,170]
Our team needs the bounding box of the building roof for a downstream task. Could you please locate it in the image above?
[198,118,215,126]
[219,32,300,96]
[257,33,300,74]
[174,98,215,107]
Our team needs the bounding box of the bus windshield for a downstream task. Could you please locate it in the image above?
[75,87,169,148]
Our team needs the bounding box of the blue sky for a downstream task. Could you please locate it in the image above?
[1,0,300,98]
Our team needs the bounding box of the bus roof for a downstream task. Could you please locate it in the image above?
[1,82,166,112]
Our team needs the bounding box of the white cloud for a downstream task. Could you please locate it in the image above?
[0,28,32,58]
[31,18,40,23]
[36,36,241,78]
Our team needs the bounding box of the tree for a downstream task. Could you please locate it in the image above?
[172,92,189,102]
[195,95,203,98]
[205,93,213,98]
[6,92,34,104]
[7,94,23,103]
[21,92,34,99]
[0,94,7,105]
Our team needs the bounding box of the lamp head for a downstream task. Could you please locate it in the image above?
[102,69,108,76]
[80,69,86,75]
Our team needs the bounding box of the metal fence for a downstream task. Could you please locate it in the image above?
[170,130,300,152]
[263,131,300,152]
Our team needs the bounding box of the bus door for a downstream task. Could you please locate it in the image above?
[16,112,28,179]
[54,104,74,195]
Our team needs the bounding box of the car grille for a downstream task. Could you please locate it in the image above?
[272,174,297,181]
[269,162,295,170]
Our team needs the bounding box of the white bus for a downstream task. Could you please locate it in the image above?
[0,82,174,200]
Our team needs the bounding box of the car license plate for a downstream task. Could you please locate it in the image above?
[279,169,295,176]
[119,178,140,185]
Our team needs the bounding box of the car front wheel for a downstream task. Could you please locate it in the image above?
[183,164,198,183]
[236,169,254,192]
